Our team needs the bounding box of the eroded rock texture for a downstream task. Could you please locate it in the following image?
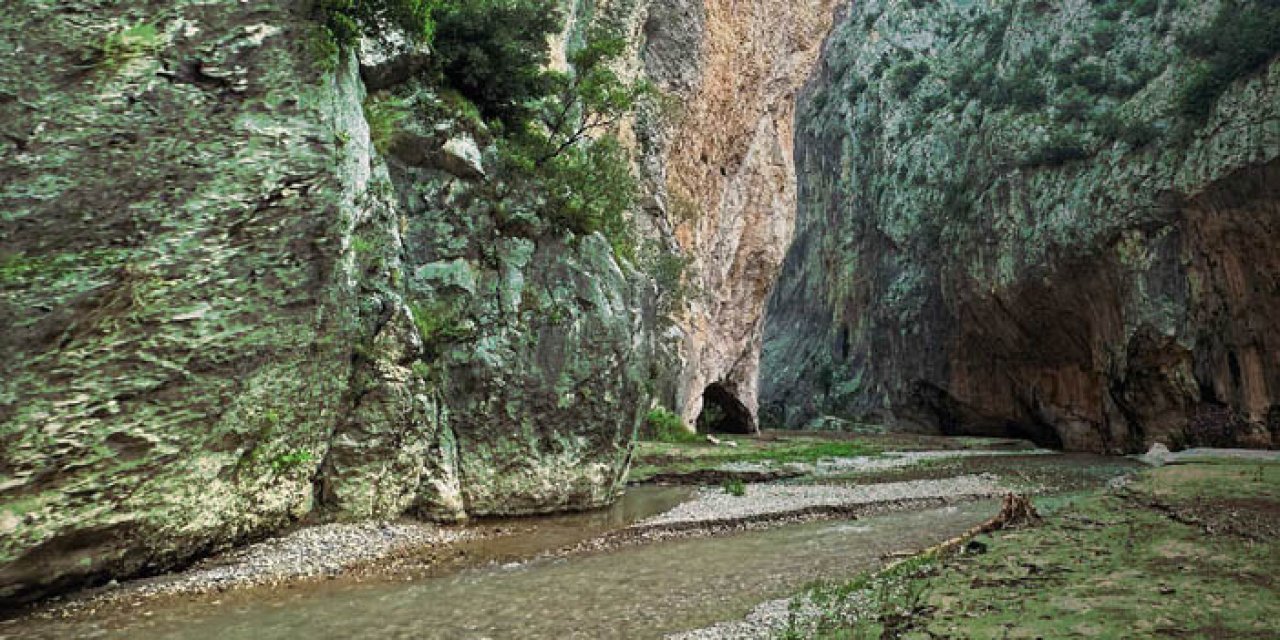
[0,0,654,604]
[763,0,1280,452]
[637,0,838,431]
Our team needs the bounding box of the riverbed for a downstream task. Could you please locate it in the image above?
[1,451,1142,639]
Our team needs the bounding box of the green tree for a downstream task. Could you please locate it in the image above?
[430,0,563,127]
[534,35,653,166]
[312,0,439,49]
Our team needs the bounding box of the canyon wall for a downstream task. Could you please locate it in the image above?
[0,0,655,604]
[763,0,1280,452]
[0,0,834,604]
[634,0,838,432]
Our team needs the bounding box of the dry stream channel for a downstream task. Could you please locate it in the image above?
[3,452,1141,639]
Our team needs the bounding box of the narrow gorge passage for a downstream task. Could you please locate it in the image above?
[2,0,1278,637]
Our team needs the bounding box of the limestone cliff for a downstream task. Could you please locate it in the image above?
[0,0,838,604]
[0,0,654,604]
[763,0,1280,452]
[636,0,838,433]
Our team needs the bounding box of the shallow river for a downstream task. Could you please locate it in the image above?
[10,500,996,639]
[8,454,1140,639]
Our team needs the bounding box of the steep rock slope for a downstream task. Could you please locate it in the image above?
[0,0,654,604]
[763,0,1280,452]
[638,0,838,432]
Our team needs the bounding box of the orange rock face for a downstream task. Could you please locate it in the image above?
[653,0,839,430]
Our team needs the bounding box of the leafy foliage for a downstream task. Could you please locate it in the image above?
[645,407,700,443]
[485,30,650,258]
[536,37,654,164]
[1177,0,1280,120]
[430,0,563,127]
[318,3,648,261]
[312,0,438,49]
[540,137,638,257]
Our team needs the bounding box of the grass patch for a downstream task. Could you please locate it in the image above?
[793,462,1280,638]
[1136,461,1279,502]
[721,478,746,497]
[363,94,411,156]
[645,407,701,444]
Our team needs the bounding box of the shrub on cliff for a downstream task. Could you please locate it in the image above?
[645,407,700,443]
[312,0,439,48]
[430,0,563,127]
[886,59,930,99]
[485,31,650,259]
[1177,0,1280,120]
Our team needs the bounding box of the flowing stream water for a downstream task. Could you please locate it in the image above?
[5,455,1140,639]
[7,501,997,639]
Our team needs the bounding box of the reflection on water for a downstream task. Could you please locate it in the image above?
[26,501,998,640]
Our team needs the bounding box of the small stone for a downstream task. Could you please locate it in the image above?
[439,136,485,179]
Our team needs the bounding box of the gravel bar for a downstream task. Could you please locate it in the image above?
[637,475,1007,529]
[30,521,476,617]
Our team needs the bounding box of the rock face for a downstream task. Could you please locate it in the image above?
[0,0,653,604]
[636,0,838,432]
[0,0,841,604]
[763,0,1280,452]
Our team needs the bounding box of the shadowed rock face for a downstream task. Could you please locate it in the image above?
[763,0,1280,452]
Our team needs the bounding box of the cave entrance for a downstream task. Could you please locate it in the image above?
[696,383,755,434]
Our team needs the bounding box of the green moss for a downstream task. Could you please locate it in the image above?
[269,449,315,475]
[362,94,410,156]
[100,23,161,69]
[0,249,129,287]
[796,463,1280,638]
[408,300,469,354]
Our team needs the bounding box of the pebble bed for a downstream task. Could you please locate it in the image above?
[37,521,475,616]
[666,597,791,640]
[637,475,1007,528]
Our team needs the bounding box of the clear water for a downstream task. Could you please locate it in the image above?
[15,501,997,640]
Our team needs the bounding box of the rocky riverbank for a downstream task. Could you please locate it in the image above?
[1,521,484,624]
[673,453,1280,639]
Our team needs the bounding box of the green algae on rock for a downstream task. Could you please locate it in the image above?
[0,0,659,605]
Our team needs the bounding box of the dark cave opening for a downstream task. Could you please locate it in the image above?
[696,383,756,434]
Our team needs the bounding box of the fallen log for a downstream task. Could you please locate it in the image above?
[884,493,1040,568]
